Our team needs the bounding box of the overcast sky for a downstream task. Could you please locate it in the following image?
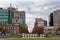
[0,0,60,32]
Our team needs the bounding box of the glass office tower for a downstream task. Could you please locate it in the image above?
[0,8,9,25]
[8,7,14,24]
[19,11,25,27]
[0,8,13,25]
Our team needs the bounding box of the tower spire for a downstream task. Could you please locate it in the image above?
[10,4,12,7]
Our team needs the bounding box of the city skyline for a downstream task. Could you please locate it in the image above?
[0,0,60,32]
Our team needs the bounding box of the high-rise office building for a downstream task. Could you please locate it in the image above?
[0,7,14,25]
[8,7,14,24]
[49,13,54,26]
[0,8,9,25]
[19,11,25,27]
[49,10,60,26]
[53,10,60,26]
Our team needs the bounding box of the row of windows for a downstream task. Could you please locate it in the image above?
[20,15,25,17]
[0,16,8,19]
[7,27,14,30]
[0,14,8,16]
[0,15,8,16]
[0,19,8,21]
[0,18,8,20]
[0,21,8,24]
[0,9,8,15]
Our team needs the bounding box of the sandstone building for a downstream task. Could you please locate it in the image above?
[32,18,47,34]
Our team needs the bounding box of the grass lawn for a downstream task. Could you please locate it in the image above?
[1,38,60,40]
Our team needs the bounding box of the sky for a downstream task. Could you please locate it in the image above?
[0,0,60,32]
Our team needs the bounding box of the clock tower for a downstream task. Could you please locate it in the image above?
[13,9,20,35]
